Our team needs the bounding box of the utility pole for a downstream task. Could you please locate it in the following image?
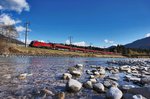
[69,36,73,45]
[90,43,93,49]
[24,21,30,47]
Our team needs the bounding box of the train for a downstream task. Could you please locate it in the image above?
[29,40,116,55]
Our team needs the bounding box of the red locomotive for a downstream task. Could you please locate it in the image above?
[29,40,116,55]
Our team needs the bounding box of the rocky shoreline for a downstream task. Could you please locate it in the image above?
[60,59,150,99]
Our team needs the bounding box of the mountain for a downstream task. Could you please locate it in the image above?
[0,34,24,45]
[125,37,150,49]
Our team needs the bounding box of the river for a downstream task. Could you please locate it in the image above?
[0,56,149,99]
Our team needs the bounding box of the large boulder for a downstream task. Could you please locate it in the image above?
[66,79,82,92]
[106,86,123,99]
[93,83,105,93]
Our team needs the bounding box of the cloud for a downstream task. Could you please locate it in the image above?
[145,33,150,37]
[0,0,30,13]
[0,5,3,10]
[104,39,114,44]
[0,14,21,25]
[20,39,32,44]
[38,40,45,42]
[73,41,87,46]
[112,44,117,46]
[65,40,88,46]
[16,26,26,32]
[65,40,70,44]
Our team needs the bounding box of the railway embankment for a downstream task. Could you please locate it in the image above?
[0,41,123,58]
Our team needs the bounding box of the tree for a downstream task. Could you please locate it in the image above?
[0,24,19,42]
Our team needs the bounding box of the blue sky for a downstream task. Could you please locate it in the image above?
[1,0,150,47]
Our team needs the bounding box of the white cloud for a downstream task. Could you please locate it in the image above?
[0,5,3,10]
[73,41,87,46]
[16,26,25,32]
[104,39,114,44]
[65,40,70,44]
[38,40,45,42]
[20,39,32,44]
[0,14,21,25]
[65,40,88,46]
[112,44,117,46]
[145,33,150,37]
[0,0,30,13]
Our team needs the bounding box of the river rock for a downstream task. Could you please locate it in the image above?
[120,85,136,92]
[90,75,95,79]
[106,86,123,99]
[76,64,84,69]
[2,74,11,79]
[63,73,72,80]
[107,74,120,81]
[120,65,131,73]
[91,65,97,68]
[111,69,119,74]
[86,70,93,75]
[93,83,105,93]
[142,71,150,75]
[70,70,82,76]
[98,68,106,75]
[131,70,139,74]
[132,94,147,99]
[56,92,65,99]
[41,88,55,96]
[131,66,138,70]
[66,79,82,92]
[18,73,32,80]
[93,71,100,75]
[90,78,97,83]
[103,80,118,88]
[125,75,141,82]
[83,81,93,89]
[141,76,150,84]
[128,86,150,98]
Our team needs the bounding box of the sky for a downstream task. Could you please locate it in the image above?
[1,0,150,47]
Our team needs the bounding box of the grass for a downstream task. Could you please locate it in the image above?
[9,45,123,57]
[0,40,123,58]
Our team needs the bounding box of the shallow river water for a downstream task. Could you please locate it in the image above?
[0,56,149,99]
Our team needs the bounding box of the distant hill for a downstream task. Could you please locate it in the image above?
[0,34,24,45]
[125,37,150,49]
